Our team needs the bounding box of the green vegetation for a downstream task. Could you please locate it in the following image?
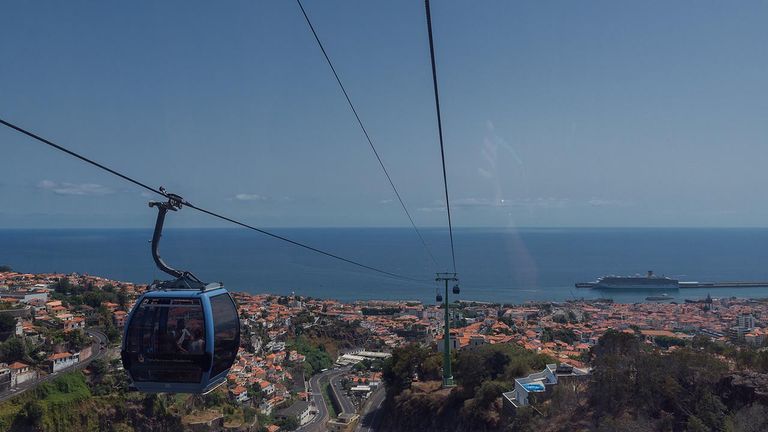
[49,278,124,344]
[353,358,384,372]
[362,307,401,316]
[0,337,28,363]
[652,334,686,349]
[292,336,333,376]
[0,265,12,272]
[0,314,17,333]
[65,329,89,351]
[298,318,379,354]
[52,278,127,312]
[0,372,92,431]
[291,311,314,328]
[586,330,734,431]
[381,344,440,395]
[507,330,768,432]
[322,382,338,418]
[381,343,552,431]
[0,366,267,432]
[275,413,299,430]
[381,333,768,431]
[541,327,579,344]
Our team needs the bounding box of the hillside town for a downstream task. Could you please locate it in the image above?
[1,269,767,430]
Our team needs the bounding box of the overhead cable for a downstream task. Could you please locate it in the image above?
[423,0,457,273]
[0,117,429,283]
[295,0,440,269]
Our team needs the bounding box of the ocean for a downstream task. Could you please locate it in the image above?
[2,227,768,304]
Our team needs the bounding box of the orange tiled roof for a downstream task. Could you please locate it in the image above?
[48,352,75,361]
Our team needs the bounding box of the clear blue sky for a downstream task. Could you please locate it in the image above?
[2,0,768,228]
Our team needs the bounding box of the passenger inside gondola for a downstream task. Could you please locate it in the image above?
[188,328,205,354]
[125,298,207,383]
[172,318,193,352]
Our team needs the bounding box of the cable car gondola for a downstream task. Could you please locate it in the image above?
[121,194,241,393]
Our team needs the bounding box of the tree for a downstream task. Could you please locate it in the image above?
[276,415,299,431]
[54,277,72,295]
[589,330,642,415]
[243,406,257,423]
[729,404,768,432]
[22,400,44,427]
[105,321,120,343]
[653,335,686,349]
[117,287,129,310]
[89,358,108,376]
[382,344,429,395]
[687,415,709,432]
[294,336,333,376]
[65,329,89,351]
[0,314,17,333]
[0,265,12,272]
[204,390,224,408]
[0,337,26,362]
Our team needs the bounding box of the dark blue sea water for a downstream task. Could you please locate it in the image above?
[2,228,768,304]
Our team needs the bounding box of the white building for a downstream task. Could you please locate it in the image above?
[47,352,80,373]
[0,290,48,304]
[275,401,313,426]
[9,362,37,387]
[336,350,392,366]
[467,335,487,350]
[350,385,372,398]
[738,314,756,329]
[503,364,590,409]
[745,328,766,347]
[436,334,459,353]
[230,386,249,403]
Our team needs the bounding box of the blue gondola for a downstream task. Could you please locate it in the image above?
[121,194,241,393]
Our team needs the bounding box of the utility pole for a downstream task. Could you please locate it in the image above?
[435,272,459,387]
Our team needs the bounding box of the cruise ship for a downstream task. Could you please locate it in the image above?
[576,271,679,290]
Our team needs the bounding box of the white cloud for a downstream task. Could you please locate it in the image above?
[417,206,446,213]
[234,193,269,201]
[456,197,569,209]
[420,196,638,213]
[37,180,114,196]
[588,198,635,208]
[379,199,394,204]
[418,197,570,212]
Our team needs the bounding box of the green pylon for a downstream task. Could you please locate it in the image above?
[436,273,458,388]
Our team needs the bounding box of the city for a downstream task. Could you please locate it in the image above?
[1,268,767,430]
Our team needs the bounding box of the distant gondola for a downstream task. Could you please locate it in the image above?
[121,194,240,393]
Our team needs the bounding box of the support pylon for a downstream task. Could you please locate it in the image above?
[435,272,458,388]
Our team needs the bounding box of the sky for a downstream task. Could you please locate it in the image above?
[2,0,768,228]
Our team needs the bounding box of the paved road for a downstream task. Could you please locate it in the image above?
[296,368,346,432]
[0,329,108,403]
[356,387,386,432]
[329,371,356,415]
